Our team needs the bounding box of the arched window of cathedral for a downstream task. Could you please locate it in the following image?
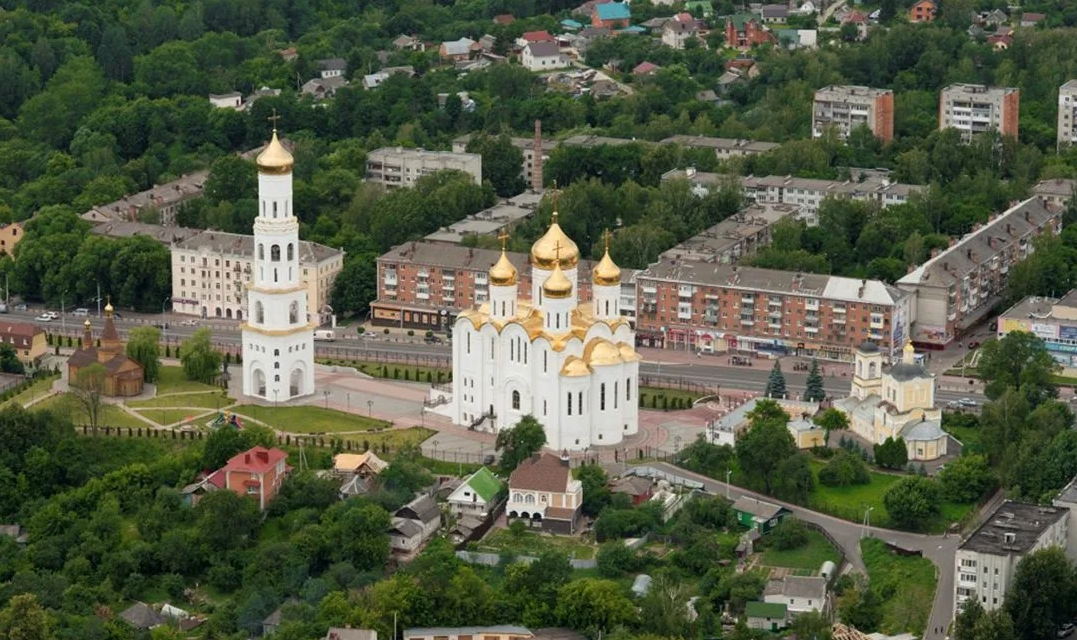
[289,301,298,324]
[273,201,278,217]
[274,349,279,356]
[614,381,618,409]
[605,300,610,316]
[255,302,264,324]
[287,243,294,261]
[600,383,606,411]
[869,362,877,378]
[271,245,281,262]
[512,390,520,410]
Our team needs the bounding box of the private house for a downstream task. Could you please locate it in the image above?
[909,0,936,22]
[662,19,699,49]
[362,65,416,90]
[725,14,774,50]
[592,1,631,28]
[440,37,478,61]
[987,33,1013,50]
[522,42,567,72]
[405,627,532,640]
[209,92,243,109]
[332,452,388,478]
[317,58,346,79]
[447,466,504,518]
[0,221,22,256]
[632,61,661,76]
[764,576,829,616]
[0,524,27,545]
[0,321,45,365]
[392,35,424,51]
[119,603,166,630]
[746,602,788,631]
[68,303,144,397]
[389,494,441,553]
[518,30,556,48]
[507,454,583,534]
[732,496,789,533]
[610,476,654,504]
[493,14,515,25]
[204,446,290,511]
[325,629,378,640]
[1020,12,1045,27]
[761,4,788,23]
[262,598,299,636]
[301,76,348,100]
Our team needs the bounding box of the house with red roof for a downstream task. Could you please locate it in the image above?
[493,14,515,25]
[1020,12,1045,27]
[632,61,661,76]
[506,454,583,534]
[206,446,290,510]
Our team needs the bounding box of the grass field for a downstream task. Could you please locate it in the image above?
[156,366,220,394]
[472,528,597,560]
[134,408,209,426]
[759,529,841,571]
[231,404,392,433]
[338,426,436,451]
[36,395,151,429]
[5,374,60,407]
[129,391,234,409]
[861,537,937,635]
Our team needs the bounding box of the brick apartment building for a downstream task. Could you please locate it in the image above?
[634,262,912,362]
[725,14,775,50]
[939,84,1020,142]
[898,198,1060,347]
[812,86,894,143]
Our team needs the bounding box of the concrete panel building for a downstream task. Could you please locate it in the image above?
[996,291,1077,374]
[1058,80,1077,150]
[898,198,1060,347]
[366,148,482,188]
[939,84,1020,142]
[812,86,895,143]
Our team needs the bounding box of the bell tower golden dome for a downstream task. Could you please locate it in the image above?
[256,112,293,175]
[592,229,621,286]
[489,232,518,286]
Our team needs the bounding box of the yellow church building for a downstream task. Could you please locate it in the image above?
[835,340,948,461]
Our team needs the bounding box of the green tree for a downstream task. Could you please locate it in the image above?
[882,475,940,530]
[0,344,24,375]
[555,578,637,634]
[639,573,693,637]
[977,331,1059,405]
[97,24,133,82]
[954,599,985,640]
[595,541,641,578]
[735,399,796,494]
[804,358,825,402]
[838,577,883,632]
[69,363,107,431]
[938,454,994,502]
[181,328,222,383]
[467,133,526,197]
[774,453,815,503]
[205,155,258,205]
[0,593,53,640]
[495,415,547,472]
[1004,547,1077,640]
[769,518,808,550]
[764,360,787,398]
[331,254,378,318]
[814,408,849,446]
[126,326,161,383]
[873,436,908,469]
[791,611,833,640]
[577,463,611,517]
[819,450,870,487]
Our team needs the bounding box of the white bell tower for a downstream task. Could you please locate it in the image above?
[241,117,315,401]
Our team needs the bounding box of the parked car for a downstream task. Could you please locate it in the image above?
[180,319,198,326]
[14,303,26,312]
[424,334,443,344]
[35,314,52,322]
[45,311,59,319]
[72,308,89,316]
[1056,623,1074,639]
[959,397,979,407]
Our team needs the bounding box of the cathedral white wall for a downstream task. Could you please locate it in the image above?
[593,283,620,320]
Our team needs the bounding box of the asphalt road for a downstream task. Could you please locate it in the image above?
[651,462,962,640]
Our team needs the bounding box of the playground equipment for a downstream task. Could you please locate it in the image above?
[209,411,243,430]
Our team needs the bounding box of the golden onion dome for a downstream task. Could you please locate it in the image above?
[104,301,114,314]
[542,263,573,299]
[531,211,579,270]
[83,319,91,328]
[256,129,294,175]
[489,250,518,286]
[593,247,621,286]
[560,356,592,377]
[617,342,641,363]
[585,338,622,366]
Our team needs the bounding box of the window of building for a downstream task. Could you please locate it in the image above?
[567,392,572,416]
[512,390,520,410]
[600,383,606,411]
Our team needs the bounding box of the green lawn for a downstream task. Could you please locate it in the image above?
[317,358,451,384]
[472,528,598,560]
[129,391,234,409]
[759,529,841,571]
[861,538,937,636]
[230,404,392,433]
[135,408,210,426]
[638,386,702,410]
[32,393,152,429]
[4,374,59,407]
[156,366,220,394]
[339,427,436,451]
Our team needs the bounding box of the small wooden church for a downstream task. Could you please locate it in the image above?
[67,300,144,397]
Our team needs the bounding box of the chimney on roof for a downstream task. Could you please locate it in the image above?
[943,261,949,271]
[1025,210,1031,222]
[967,249,972,260]
[532,119,544,193]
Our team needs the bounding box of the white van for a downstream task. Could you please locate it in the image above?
[72,308,89,316]
[313,330,335,341]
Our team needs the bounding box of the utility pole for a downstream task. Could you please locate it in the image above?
[97,281,101,317]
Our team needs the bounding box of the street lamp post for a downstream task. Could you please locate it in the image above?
[862,506,874,538]
[432,439,439,460]
[323,390,330,409]
[162,298,170,346]
[367,399,373,417]
[725,468,732,500]
[347,392,351,412]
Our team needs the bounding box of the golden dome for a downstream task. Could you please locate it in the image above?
[542,263,573,299]
[593,249,621,286]
[560,356,592,377]
[617,342,641,363]
[104,300,113,314]
[585,338,622,366]
[531,211,579,270]
[489,250,518,286]
[256,129,294,175]
[83,319,91,328]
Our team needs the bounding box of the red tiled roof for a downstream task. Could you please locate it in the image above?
[509,454,572,493]
[633,61,659,74]
[523,30,555,42]
[223,446,288,474]
[0,321,41,341]
[493,14,515,24]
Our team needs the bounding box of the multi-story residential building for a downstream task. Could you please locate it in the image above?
[1032,177,1075,210]
[170,231,344,324]
[661,169,923,225]
[205,446,291,511]
[452,133,558,188]
[939,83,1020,142]
[1052,476,1077,562]
[997,290,1077,373]
[366,147,482,188]
[371,241,617,330]
[659,135,780,160]
[909,0,936,22]
[1059,80,1077,149]
[0,321,46,364]
[90,221,202,246]
[658,202,797,263]
[424,192,542,244]
[954,501,1068,617]
[812,86,894,142]
[724,14,775,49]
[81,171,208,226]
[898,198,1060,347]
[635,262,912,362]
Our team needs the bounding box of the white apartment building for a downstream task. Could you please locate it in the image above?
[1058,80,1077,150]
[171,231,344,324]
[812,86,894,142]
[939,83,1020,142]
[366,147,482,188]
[954,501,1068,617]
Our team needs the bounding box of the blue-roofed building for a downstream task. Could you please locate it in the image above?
[593,1,631,28]
[561,18,584,30]
[618,24,647,33]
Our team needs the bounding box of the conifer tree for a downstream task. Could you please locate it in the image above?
[804,358,826,402]
[765,360,787,398]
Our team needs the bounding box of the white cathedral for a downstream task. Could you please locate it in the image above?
[435,214,640,451]
[240,128,315,401]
